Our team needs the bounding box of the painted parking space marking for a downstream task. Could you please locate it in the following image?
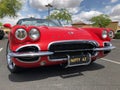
[0,48,3,52]
[101,58,120,65]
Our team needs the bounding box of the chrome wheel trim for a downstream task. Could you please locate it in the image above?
[7,44,16,70]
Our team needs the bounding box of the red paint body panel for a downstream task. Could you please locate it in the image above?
[7,20,114,68]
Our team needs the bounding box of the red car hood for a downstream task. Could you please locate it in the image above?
[10,25,101,51]
[39,26,95,43]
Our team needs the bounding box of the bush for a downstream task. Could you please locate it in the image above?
[114,32,120,39]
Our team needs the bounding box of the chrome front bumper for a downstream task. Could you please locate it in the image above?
[8,46,115,58]
[93,46,115,51]
[9,51,54,58]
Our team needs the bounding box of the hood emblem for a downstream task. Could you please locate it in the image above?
[68,31,74,35]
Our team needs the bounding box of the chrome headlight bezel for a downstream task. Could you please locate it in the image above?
[108,30,114,38]
[15,28,27,40]
[102,30,108,39]
[29,28,40,40]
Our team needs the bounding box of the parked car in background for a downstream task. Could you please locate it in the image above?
[4,18,115,73]
[3,27,11,35]
[116,30,120,33]
[0,29,5,40]
[0,24,11,40]
[114,30,120,39]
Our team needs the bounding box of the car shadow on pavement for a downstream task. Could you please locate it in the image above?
[8,62,105,82]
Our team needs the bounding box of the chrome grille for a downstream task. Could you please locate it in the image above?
[49,41,98,52]
[49,41,98,60]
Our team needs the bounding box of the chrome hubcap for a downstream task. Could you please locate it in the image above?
[7,44,15,70]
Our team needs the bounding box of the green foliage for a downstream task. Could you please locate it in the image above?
[90,14,111,28]
[0,0,22,18]
[114,32,120,39]
[47,8,72,23]
[0,22,2,26]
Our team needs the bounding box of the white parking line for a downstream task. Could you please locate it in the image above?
[101,58,120,65]
[0,48,3,52]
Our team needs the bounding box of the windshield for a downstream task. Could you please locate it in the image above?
[17,18,62,27]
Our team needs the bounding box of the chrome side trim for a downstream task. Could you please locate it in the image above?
[9,51,54,57]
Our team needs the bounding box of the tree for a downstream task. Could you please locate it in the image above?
[0,0,22,18]
[90,14,111,28]
[0,22,2,28]
[47,8,72,23]
[0,22,2,26]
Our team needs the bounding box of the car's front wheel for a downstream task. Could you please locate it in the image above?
[6,41,21,73]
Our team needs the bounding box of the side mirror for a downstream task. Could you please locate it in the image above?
[3,23,12,29]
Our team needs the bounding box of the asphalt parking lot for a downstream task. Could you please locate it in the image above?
[0,38,120,90]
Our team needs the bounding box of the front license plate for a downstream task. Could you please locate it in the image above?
[68,54,91,66]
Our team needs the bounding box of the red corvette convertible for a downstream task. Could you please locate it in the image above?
[4,18,115,73]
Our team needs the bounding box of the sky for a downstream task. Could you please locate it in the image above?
[1,0,120,25]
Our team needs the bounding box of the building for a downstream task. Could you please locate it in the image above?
[106,21,120,31]
[72,21,92,28]
[72,21,120,32]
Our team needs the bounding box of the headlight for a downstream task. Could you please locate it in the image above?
[15,28,27,40]
[29,28,40,40]
[102,30,107,39]
[108,31,114,38]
